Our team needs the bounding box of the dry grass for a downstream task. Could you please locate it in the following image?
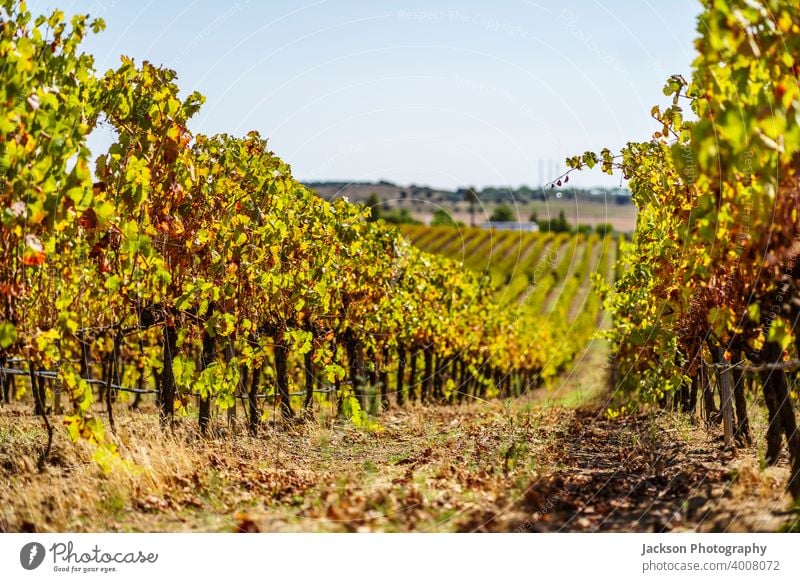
[0,397,560,532]
[0,372,795,532]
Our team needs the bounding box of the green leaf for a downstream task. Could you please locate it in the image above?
[105,275,122,292]
[0,322,17,349]
[767,318,792,351]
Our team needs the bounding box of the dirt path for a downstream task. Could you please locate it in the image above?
[0,331,794,533]
[2,384,793,532]
[484,407,792,532]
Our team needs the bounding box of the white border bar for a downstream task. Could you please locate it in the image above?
[2,533,798,581]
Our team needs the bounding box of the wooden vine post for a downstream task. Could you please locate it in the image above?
[716,352,735,450]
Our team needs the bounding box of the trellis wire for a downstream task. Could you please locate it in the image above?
[704,359,800,374]
[0,365,337,399]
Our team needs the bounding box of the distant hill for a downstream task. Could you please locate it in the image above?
[304,180,637,232]
[304,180,633,205]
[304,181,456,204]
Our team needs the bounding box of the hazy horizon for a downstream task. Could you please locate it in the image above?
[301,177,631,192]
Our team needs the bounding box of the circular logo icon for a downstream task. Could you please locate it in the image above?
[20,542,46,570]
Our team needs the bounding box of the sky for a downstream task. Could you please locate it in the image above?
[30,0,701,190]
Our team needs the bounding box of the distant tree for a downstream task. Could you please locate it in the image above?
[365,192,381,222]
[595,223,614,236]
[381,208,422,225]
[463,186,479,227]
[529,210,538,223]
[431,208,462,227]
[537,209,571,233]
[517,186,534,201]
[576,224,593,235]
[555,209,570,232]
[489,205,515,222]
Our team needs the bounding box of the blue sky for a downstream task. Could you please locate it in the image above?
[31,0,700,189]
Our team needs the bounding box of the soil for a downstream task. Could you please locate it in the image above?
[0,390,794,532]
